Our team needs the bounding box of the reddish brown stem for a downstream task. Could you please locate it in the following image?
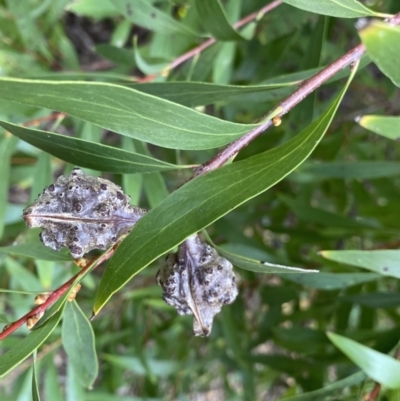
[195,11,400,176]
[0,246,116,341]
[138,1,282,82]
[22,112,66,127]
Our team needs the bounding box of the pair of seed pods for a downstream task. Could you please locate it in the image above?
[23,168,238,336]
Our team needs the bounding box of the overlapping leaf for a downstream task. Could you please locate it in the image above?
[358,115,400,140]
[0,310,63,378]
[320,250,400,278]
[62,301,98,388]
[194,0,247,41]
[328,332,400,389]
[0,120,185,174]
[0,78,258,150]
[283,0,383,18]
[109,0,199,36]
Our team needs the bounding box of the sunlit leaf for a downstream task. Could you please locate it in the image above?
[283,0,382,18]
[320,250,400,278]
[358,115,400,141]
[359,21,400,87]
[328,332,400,389]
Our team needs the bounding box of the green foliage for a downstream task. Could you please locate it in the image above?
[0,0,399,400]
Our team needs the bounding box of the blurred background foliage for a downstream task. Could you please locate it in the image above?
[0,0,400,400]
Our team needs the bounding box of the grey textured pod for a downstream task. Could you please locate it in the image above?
[157,234,238,337]
[23,168,146,259]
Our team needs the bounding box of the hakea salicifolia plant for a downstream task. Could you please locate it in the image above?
[22,168,238,336]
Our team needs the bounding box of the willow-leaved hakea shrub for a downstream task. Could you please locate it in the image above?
[0,1,400,400]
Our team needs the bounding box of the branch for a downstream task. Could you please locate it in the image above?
[195,11,400,176]
[0,245,117,341]
[138,0,282,82]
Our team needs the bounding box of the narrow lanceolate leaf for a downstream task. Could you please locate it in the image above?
[0,241,71,262]
[320,250,400,278]
[0,120,184,174]
[62,301,98,389]
[359,115,400,141]
[282,0,383,18]
[0,310,63,378]
[194,0,247,41]
[109,0,199,37]
[359,21,400,87]
[295,161,400,180]
[282,272,380,290]
[0,78,258,150]
[130,82,292,107]
[283,371,366,401]
[204,235,317,274]
[327,332,400,389]
[32,352,41,401]
[93,66,357,314]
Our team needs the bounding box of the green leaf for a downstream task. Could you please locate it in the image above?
[282,272,380,290]
[341,292,400,308]
[0,241,71,262]
[194,0,246,41]
[134,141,169,208]
[0,309,63,378]
[109,0,198,36]
[133,41,169,76]
[67,0,119,19]
[0,78,258,150]
[30,152,51,204]
[359,21,400,87]
[282,0,382,18]
[358,115,400,141]
[320,250,400,278]
[327,332,400,389]
[205,235,318,274]
[294,161,400,180]
[282,371,366,401]
[280,194,373,228]
[62,301,98,389]
[130,81,292,107]
[0,134,17,239]
[32,352,41,401]
[0,120,185,174]
[102,354,179,377]
[93,66,357,314]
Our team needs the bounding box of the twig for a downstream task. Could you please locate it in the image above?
[21,112,66,128]
[138,1,282,82]
[0,245,116,341]
[363,383,381,401]
[194,11,400,176]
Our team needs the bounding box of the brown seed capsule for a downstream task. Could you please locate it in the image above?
[157,234,238,337]
[22,168,147,259]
